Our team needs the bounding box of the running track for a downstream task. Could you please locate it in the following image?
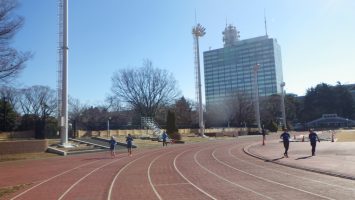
[1,137,354,200]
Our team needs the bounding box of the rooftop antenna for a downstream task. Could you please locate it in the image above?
[264,9,268,37]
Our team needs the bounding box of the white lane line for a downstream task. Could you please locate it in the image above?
[154,183,190,187]
[194,148,275,200]
[10,159,102,200]
[173,149,217,200]
[228,145,355,191]
[212,148,336,200]
[148,150,176,200]
[58,156,128,200]
[107,149,161,200]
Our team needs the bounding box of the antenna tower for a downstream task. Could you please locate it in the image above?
[264,10,268,37]
[192,23,206,136]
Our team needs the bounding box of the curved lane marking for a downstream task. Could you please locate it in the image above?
[10,158,104,200]
[147,150,177,200]
[228,144,355,191]
[173,149,217,200]
[107,149,162,200]
[58,155,128,200]
[194,148,275,200]
[212,148,335,200]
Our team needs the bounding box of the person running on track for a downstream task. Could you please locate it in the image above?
[126,134,133,156]
[162,131,168,147]
[308,129,320,156]
[280,129,291,158]
[109,136,117,158]
[262,128,266,145]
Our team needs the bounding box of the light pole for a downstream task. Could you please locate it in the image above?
[107,117,111,137]
[253,64,261,132]
[2,97,7,131]
[280,82,286,129]
[192,23,206,136]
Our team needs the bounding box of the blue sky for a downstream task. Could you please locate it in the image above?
[12,0,355,105]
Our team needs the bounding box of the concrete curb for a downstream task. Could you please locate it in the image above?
[243,142,355,181]
[69,138,110,149]
[46,147,67,156]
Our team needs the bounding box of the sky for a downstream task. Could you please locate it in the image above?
[10,0,355,105]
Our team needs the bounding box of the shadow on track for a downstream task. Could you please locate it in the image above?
[295,156,312,160]
[265,157,284,162]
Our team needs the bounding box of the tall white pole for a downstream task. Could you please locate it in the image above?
[60,0,69,146]
[192,24,206,136]
[196,37,204,136]
[253,64,261,132]
[280,82,286,129]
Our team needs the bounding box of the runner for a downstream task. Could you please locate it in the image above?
[126,134,134,156]
[262,128,266,145]
[109,136,117,158]
[280,129,291,158]
[308,129,320,156]
[162,131,168,147]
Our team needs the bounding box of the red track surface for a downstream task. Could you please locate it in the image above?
[1,137,355,200]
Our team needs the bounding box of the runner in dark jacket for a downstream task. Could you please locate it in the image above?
[308,129,320,156]
[280,129,291,158]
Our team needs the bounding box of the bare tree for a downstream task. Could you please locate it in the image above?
[0,0,31,83]
[105,95,122,112]
[111,60,180,117]
[206,92,254,127]
[19,85,57,117]
[0,86,20,111]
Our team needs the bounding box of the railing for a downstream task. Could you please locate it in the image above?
[141,117,163,137]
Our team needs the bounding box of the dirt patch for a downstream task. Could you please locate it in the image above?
[0,183,32,199]
[0,152,58,162]
[336,130,355,142]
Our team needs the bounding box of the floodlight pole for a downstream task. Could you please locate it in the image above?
[192,24,206,136]
[280,82,287,129]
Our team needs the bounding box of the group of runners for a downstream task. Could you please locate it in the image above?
[280,128,321,158]
[109,134,134,158]
[108,131,169,158]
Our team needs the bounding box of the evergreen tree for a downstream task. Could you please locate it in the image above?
[0,98,17,131]
[166,110,181,140]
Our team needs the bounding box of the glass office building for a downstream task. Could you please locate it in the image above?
[203,25,284,107]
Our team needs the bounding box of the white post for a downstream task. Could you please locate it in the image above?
[60,0,70,147]
[280,82,287,129]
[253,64,261,132]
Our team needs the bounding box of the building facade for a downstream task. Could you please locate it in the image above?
[203,25,284,108]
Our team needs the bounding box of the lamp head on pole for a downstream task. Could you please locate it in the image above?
[192,23,206,37]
